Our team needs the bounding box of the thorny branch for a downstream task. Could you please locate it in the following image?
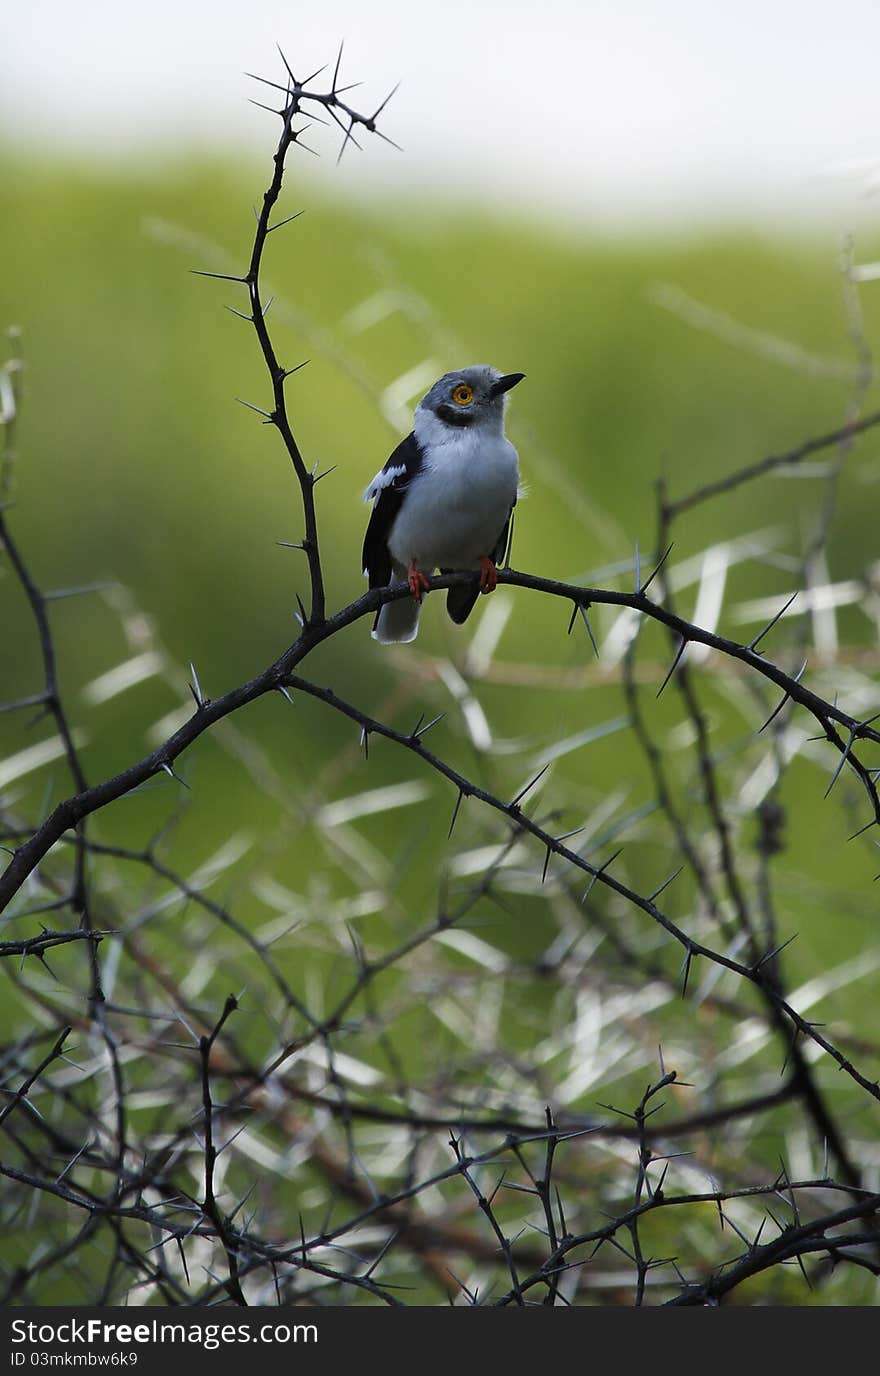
[3,560,879,914]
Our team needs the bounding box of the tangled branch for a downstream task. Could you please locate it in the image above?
[2,46,879,1308]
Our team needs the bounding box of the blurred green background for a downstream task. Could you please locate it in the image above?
[2,149,879,851]
[2,146,880,1303]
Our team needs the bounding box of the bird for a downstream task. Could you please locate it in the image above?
[362,365,524,644]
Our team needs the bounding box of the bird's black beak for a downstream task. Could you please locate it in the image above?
[489,372,525,399]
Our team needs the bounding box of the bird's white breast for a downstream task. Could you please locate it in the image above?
[388,419,519,572]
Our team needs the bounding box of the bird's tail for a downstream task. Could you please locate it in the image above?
[372,594,421,644]
[445,582,481,626]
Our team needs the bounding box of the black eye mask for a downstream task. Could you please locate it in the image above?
[436,404,478,427]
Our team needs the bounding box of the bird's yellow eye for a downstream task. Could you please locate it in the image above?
[452,384,474,406]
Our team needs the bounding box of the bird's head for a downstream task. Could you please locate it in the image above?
[416,365,525,436]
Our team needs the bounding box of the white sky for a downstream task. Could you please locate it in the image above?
[5,0,880,227]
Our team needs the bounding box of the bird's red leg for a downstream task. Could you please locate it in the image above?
[407,559,431,603]
[478,556,498,594]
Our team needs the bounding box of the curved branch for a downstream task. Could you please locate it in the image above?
[3,565,879,912]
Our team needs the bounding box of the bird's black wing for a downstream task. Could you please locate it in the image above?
[491,497,516,567]
[362,432,424,588]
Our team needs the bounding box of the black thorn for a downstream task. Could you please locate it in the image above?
[581,847,623,903]
[648,865,684,903]
[371,127,404,153]
[639,542,674,596]
[748,590,799,653]
[510,762,551,809]
[276,43,298,88]
[372,81,401,121]
[245,72,290,95]
[267,210,305,234]
[324,103,349,137]
[301,62,329,87]
[414,712,445,740]
[448,789,465,839]
[753,932,798,972]
[190,270,247,283]
[235,397,274,420]
[331,40,345,93]
[656,637,688,697]
[290,129,319,157]
[160,762,190,790]
[336,115,363,164]
[758,690,791,733]
[824,729,856,799]
[189,661,204,708]
[248,98,285,117]
[280,360,311,380]
[541,846,552,884]
[579,604,600,657]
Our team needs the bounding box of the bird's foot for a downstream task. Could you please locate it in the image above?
[478,556,498,595]
[408,561,431,603]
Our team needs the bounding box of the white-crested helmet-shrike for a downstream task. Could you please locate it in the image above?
[362,365,525,643]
